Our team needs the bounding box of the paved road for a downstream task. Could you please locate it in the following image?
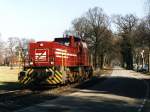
[17,67,150,112]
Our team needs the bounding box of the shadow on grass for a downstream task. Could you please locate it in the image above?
[0,82,22,91]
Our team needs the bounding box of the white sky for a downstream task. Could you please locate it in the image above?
[0,0,145,41]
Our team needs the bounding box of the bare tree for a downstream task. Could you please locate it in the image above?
[7,37,19,69]
[72,7,112,69]
[134,16,150,69]
[113,14,138,69]
[146,0,150,15]
[0,37,4,65]
[17,38,32,66]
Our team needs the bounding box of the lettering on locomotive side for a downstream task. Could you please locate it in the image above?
[55,49,77,58]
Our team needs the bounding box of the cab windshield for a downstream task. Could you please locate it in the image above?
[54,38,70,46]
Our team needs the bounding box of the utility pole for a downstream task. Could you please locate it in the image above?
[141,50,144,69]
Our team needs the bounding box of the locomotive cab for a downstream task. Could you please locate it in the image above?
[54,36,81,47]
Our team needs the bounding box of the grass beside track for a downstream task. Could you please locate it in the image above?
[0,66,21,92]
[0,66,19,82]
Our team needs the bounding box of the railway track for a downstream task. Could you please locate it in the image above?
[0,89,32,95]
[0,82,81,112]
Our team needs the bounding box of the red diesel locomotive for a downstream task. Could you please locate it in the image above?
[18,35,93,85]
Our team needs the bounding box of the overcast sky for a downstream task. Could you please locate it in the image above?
[0,0,145,41]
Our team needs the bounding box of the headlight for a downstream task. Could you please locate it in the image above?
[39,43,44,47]
[30,62,33,65]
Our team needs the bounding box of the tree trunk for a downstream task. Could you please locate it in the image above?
[126,48,133,70]
[100,54,104,69]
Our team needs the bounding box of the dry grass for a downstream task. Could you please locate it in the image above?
[0,66,22,91]
[94,67,113,76]
[0,66,19,83]
[146,72,150,75]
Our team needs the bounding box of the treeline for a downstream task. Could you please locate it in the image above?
[68,7,150,70]
[0,37,34,68]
